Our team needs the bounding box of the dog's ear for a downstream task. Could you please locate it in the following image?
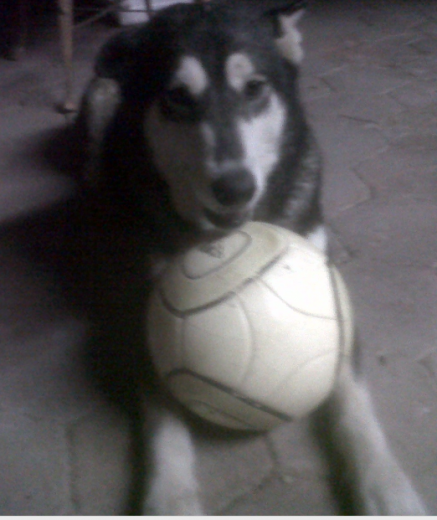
[261,1,306,64]
[274,9,305,64]
[94,27,142,83]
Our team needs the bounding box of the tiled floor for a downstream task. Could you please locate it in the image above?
[0,0,436,514]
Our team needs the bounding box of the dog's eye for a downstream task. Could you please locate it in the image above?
[243,78,267,102]
[166,87,193,107]
[161,87,198,121]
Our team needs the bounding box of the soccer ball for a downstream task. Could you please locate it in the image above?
[147,222,353,431]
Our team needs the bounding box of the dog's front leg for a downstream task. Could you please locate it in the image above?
[323,358,426,515]
[143,402,203,515]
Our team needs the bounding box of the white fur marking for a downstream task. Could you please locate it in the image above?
[306,225,328,253]
[172,56,209,96]
[200,122,216,153]
[238,93,286,200]
[225,53,256,92]
[332,364,426,515]
[145,410,202,515]
[275,11,304,64]
[83,77,121,185]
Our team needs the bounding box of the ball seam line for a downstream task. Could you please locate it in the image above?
[166,368,294,423]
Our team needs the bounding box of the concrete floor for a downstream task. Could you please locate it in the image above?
[0,0,437,514]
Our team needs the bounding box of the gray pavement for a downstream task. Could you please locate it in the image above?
[0,0,437,514]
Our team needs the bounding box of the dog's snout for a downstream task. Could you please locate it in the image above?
[211,169,255,207]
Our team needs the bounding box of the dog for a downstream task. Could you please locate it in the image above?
[75,0,426,514]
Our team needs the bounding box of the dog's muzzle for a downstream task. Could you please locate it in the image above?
[203,207,250,229]
[205,168,255,229]
[210,169,256,207]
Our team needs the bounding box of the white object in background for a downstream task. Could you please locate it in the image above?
[116,0,194,25]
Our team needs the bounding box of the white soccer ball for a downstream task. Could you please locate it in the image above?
[147,222,353,431]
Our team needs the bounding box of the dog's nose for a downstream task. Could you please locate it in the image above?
[211,170,256,207]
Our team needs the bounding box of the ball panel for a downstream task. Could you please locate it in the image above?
[167,371,287,431]
[235,279,340,402]
[268,351,338,418]
[181,229,251,279]
[159,222,290,313]
[182,294,252,388]
[262,245,337,318]
[147,290,184,375]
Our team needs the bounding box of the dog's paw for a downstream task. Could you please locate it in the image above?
[360,458,426,515]
[144,483,203,516]
[143,406,203,515]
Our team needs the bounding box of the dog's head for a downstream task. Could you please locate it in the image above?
[94,0,306,235]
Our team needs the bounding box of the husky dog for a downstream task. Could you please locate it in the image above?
[76,0,426,515]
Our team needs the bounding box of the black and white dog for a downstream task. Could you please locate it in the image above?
[76,0,426,514]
